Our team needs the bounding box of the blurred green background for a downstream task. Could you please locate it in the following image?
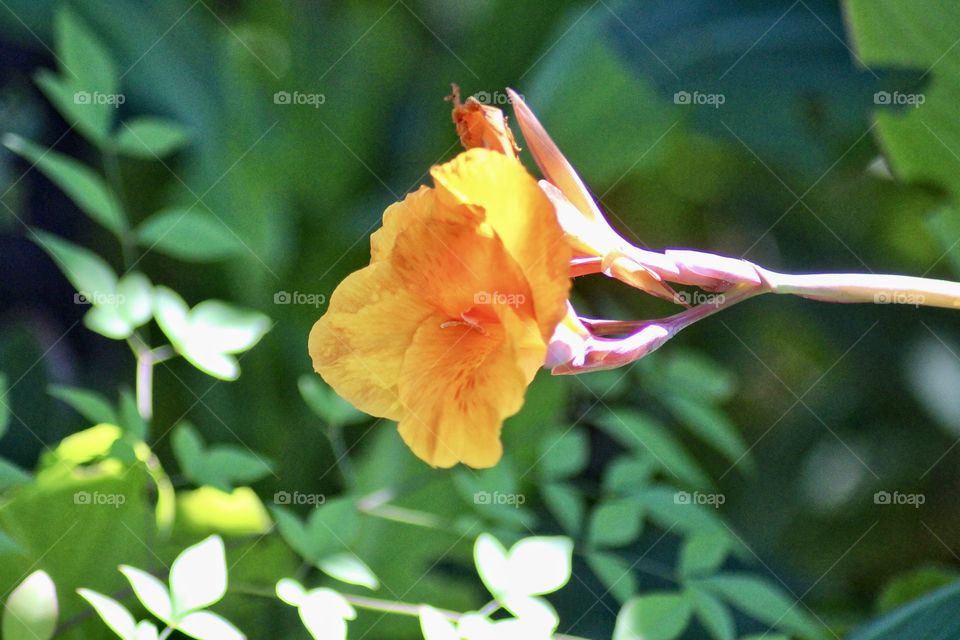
[2,1,960,638]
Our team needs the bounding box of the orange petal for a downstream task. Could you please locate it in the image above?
[430,148,571,342]
[370,185,434,262]
[309,262,433,419]
[396,311,528,468]
[389,206,535,323]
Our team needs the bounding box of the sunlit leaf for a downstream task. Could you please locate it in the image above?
[169,535,228,614]
[2,570,58,640]
[419,605,459,640]
[119,566,172,623]
[298,588,355,640]
[77,589,136,640]
[688,586,735,640]
[474,534,573,599]
[275,578,307,607]
[176,610,245,640]
[318,552,379,590]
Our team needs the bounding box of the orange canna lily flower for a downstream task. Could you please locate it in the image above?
[309,147,570,468]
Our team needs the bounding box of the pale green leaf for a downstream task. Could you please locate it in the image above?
[116,118,190,159]
[2,570,58,640]
[613,592,692,640]
[136,208,243,262]
[587,498,643,549]
[31,230,117,300]
[318,552,379,590]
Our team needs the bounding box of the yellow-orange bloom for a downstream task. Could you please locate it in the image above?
[309,148,570,468]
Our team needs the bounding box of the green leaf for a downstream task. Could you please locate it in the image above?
[541,482,585,536]
[2,570,58,640]
[846,1,960,205]
[678,532,732,578]
[298,375,366,427]
[648,350,736,403]
[306,497,360,557]
[271,506,315,561]
[48,385,118,425]
[0,459,31,491]
[169,535,227,615]
[688,586,735,640]
[603,454,658,495]
[0,373,9,441]
[595,409,711,488]
[663,395,753,472]
[172,422,206,479]
[77,589,137,640]
[636,486,725,536]
[116,118,190,159]
[55,7,118,97]
[849,579,960,640]
[4,135,124,235]
[699,573,824,639]
[586,551,637,605]
[30,230,117,301]
[33,70,111,144]
[119,389,148,440]
[613,592,693,640]
[172,422,272,492]
[587,498,643,549]
[538,428,589,481]
[136,208,243,262]
[317,553,380,590]
[877,565,960,613]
